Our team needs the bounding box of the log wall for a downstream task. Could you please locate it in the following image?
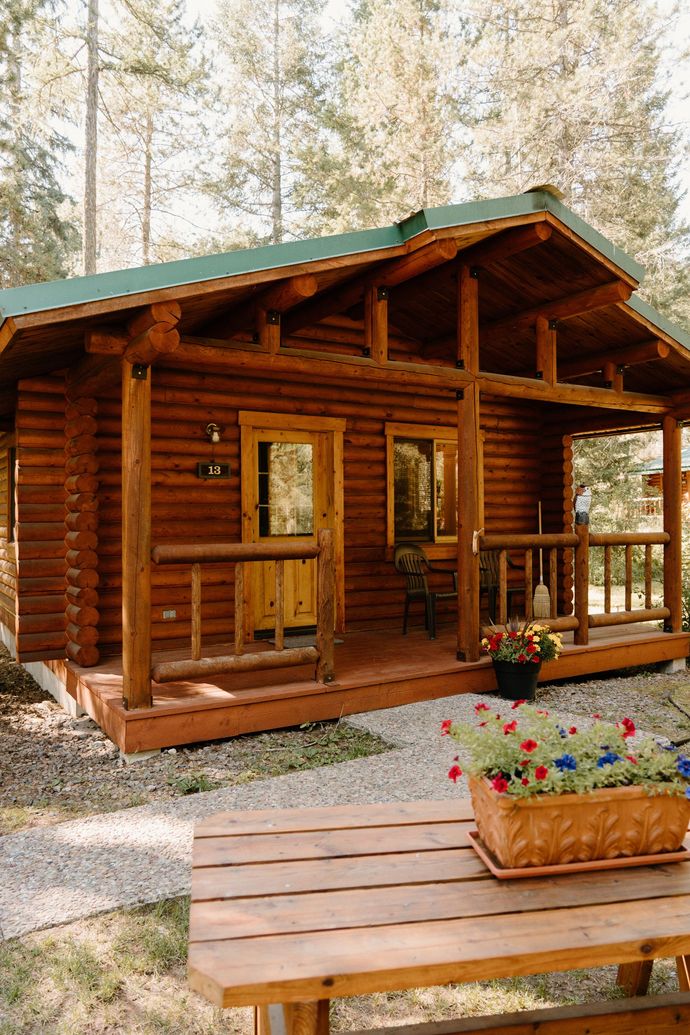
[14,365,547,657]
[0,442,17,634]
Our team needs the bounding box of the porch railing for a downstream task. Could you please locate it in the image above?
[149,528,335,684]
[479,527,672,645]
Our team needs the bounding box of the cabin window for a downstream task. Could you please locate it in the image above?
[386,424,457,544]
[258,440,314,536]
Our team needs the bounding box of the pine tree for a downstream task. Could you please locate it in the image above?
[0,0,78,287]
[463,0,690,324]
[210,0,330,244]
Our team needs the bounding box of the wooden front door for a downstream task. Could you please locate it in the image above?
[240,413,345,636]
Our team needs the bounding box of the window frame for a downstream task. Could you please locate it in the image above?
[385,422,458,547]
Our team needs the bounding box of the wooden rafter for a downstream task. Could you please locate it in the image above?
[482,280,633,344]
[558,339,670,380]
[456,222,552,269]
[283,239,458,336]
[204,274,318,340]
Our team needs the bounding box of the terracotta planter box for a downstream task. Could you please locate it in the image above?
[469,774,690,868]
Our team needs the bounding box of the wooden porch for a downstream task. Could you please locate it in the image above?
[47,621,689,754]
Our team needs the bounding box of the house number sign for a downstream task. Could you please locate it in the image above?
[197,462,231,479]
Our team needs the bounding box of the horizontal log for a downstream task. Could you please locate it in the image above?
[152,542,321,564]
[65,585,99,607]
[151,645,318,683]
[65,603,99,627]
[85,326,128,355]
[65,454,99,477]
[17,594,66,615]
[480,533,578,549]
[66,567,99,589]
[64,511,99,533]
[65,398,98,419]
[18,612,66,634]
[15,522,65,541]
[64,530,98,551]
[588,607,670,628]
[65,416,97,439]
[16,630,66,653]
[16,541,64,560]
[558,339,670,380]
[65,621,99,646]
[126,326,180,366]
[483,280,633,342]
[64,474,99,494]
[458,222,552,268]
[128,300,182,338]
[65,434,98,458]
[14,575,64,593]
[65,493,98,513]
[65,642,100,667]
[65,549,98,569]
[589,532,669,546]
[66,355,120,399]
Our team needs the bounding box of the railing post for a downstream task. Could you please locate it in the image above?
[574,522,589,645]
[191,563,201,660]
[457,383,481,661]
[316,528,335,683]
[663,415,683,632]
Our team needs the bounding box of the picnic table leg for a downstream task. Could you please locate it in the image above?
[677,956,690,991]
[255,1001,329,1035]
[617,960,653,995]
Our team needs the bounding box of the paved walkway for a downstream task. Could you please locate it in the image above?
[0,692,587,940]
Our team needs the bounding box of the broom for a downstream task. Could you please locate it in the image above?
[533,501,551,618]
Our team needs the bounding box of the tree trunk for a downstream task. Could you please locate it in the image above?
[83,0,99,275]
[142,109,153,265]
[271,0,283,244]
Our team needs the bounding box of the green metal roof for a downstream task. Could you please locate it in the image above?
[635,445,690,475]
[0,191,646,322]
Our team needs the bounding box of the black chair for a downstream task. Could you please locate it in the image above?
[394,543,458,639]
[480,549,522,623]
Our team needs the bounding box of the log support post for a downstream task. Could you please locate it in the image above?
[457,383,481,661]
[602,360,624,392]
[316,528,336,683]
[457,265,479,373]
[574,521,590,645]
[364,285,388,364]
[535,315,557,384]
[663,415,683,632]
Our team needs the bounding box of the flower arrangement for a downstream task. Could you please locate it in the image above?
[482,620,562,665]
[442,702,690,800]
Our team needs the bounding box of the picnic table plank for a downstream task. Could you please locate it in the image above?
[188,894,690,1007]
[189,866,690,941]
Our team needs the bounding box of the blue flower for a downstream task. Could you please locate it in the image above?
[685,786,690,800]
[597,751,623,768]
[558,726,568,738]
[677,756,690,778]
[554,754,577,771]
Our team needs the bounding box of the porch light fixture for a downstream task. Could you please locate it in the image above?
[205,422,222,444]
[575,483,592,525]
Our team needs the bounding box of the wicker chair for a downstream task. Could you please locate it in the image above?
[393,543,458,639]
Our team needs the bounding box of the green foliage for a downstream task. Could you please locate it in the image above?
[481,621,563,663]
[445,702,690,799]
[168,772,215,794]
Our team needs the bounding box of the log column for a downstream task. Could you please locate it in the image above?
[63,396,100,667]
[663,415,683,632]
[121,301,181,709]
[457,382,481,661]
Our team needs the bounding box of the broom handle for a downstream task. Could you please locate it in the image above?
[538,501,544,583]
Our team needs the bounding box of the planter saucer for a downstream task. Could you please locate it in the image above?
[467,829,690,879]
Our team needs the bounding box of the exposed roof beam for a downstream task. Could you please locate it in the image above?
[204,273,318,338]
[283,239,458,336]
[457,222,552,269]
[558,339,670,381]
[0,317,17,357]
[482,280,633,344]
[66,355,120,399]
[84,302,182,366]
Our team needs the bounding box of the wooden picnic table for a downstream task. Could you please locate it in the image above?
[188,799,690,1034]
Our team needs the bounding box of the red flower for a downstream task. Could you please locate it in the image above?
[520,739,538,753]
[440,719,452,736]
[626,755,638,765]
[592,713,601,719]
[535,765,548,780]
[536,710,549,716]
[521,777,529,786]
[526,643,537,654]
[531,655,540,663]
[448,764,463,783]
[519,758,530,767]
[508,631,518,639]
[474,702,491,714]
[517,653,527,663]
[620,718,636,739]
[503,720,518,735]
[478,721,488,727]
[511,699,526,709]
[491,775,509,793]
[569,726,577,734]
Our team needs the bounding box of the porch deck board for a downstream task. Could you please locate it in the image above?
[44,622,689,754]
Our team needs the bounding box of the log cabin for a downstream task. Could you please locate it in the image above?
[1,189,689,754]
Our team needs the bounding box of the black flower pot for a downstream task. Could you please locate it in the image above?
[492,659,542,701]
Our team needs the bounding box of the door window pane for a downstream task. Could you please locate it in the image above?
[258,441,314,536]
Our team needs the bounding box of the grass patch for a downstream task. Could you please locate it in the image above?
[0,900,681,1035]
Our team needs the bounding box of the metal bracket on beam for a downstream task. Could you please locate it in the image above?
[470,267,480,279]
[549,319,558,331]
[617,365,625,375]
[131,364,148,380]
[456,390,464,400]
[603,380,613,389]
[362,347,370,357]
[535,370,544,380]
[456,359,465,369]
[376,286,389,302]
[266,309,281,325]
